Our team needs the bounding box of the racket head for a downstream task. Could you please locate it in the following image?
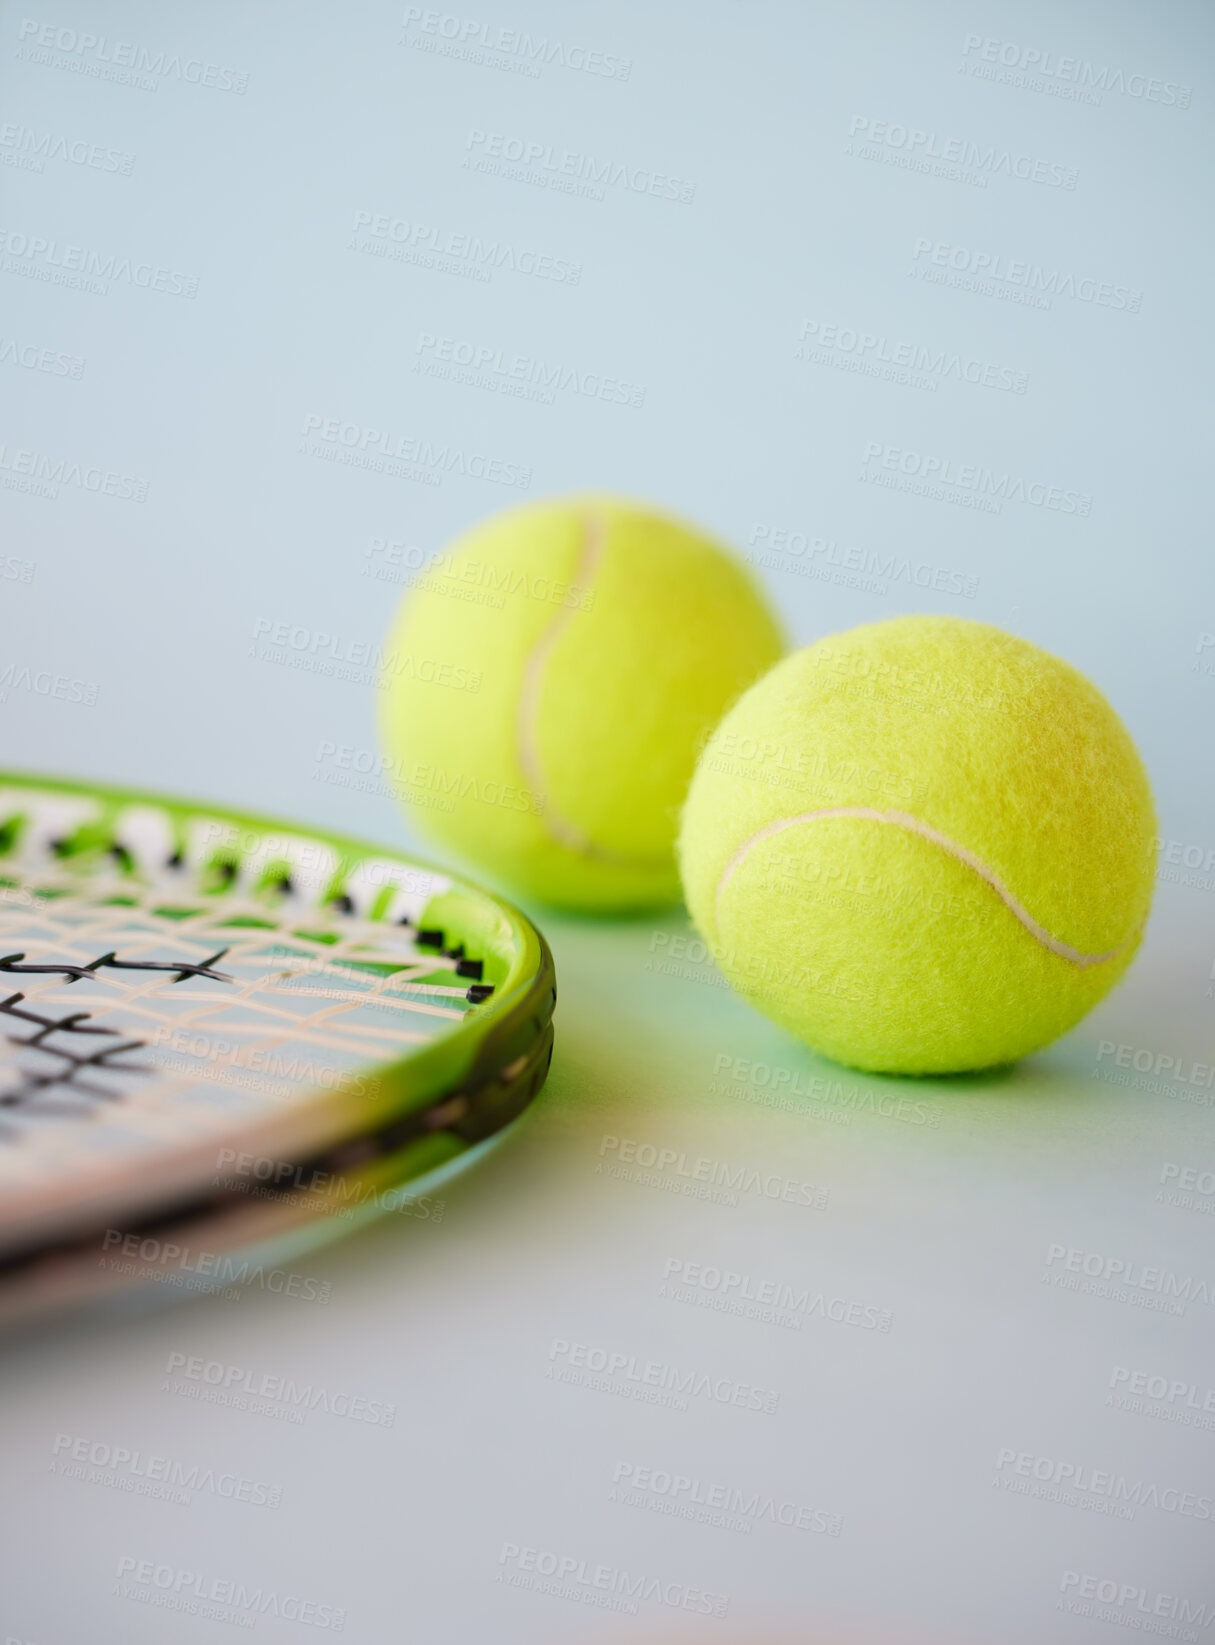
[0,772,555,1300]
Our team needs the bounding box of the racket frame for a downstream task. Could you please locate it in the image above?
[0,772,556,1270]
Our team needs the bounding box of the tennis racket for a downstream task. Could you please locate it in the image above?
[0,773,555,1326]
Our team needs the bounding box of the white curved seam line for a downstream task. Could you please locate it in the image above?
[715,806,1129,969]
[516,515,604,857]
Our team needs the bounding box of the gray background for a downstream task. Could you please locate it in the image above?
[2,1,1214,1641]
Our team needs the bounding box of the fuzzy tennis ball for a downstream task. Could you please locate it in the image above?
[378,496,784,911]
[679,616,1156,1074]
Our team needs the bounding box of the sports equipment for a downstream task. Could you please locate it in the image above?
[678,616,1156,1075]
[0,773,555,1326]
[378,496,784,911]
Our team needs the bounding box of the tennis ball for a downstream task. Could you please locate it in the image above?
[679,616,1156,1074]
[378,496,784,911]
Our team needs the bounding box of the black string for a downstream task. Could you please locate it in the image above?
[0,947,232,985]
[0,991,121,1043]
[0,1017,148,1111]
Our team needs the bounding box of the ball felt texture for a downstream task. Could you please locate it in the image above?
[378,496,785,911]
[678,616,1156,1074]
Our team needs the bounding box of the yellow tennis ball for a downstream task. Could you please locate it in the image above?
[378,496,784,911]
[679,616,1156,1074]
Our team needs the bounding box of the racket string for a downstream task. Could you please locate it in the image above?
[0,861,484,1156]
[0,992,150,1118]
